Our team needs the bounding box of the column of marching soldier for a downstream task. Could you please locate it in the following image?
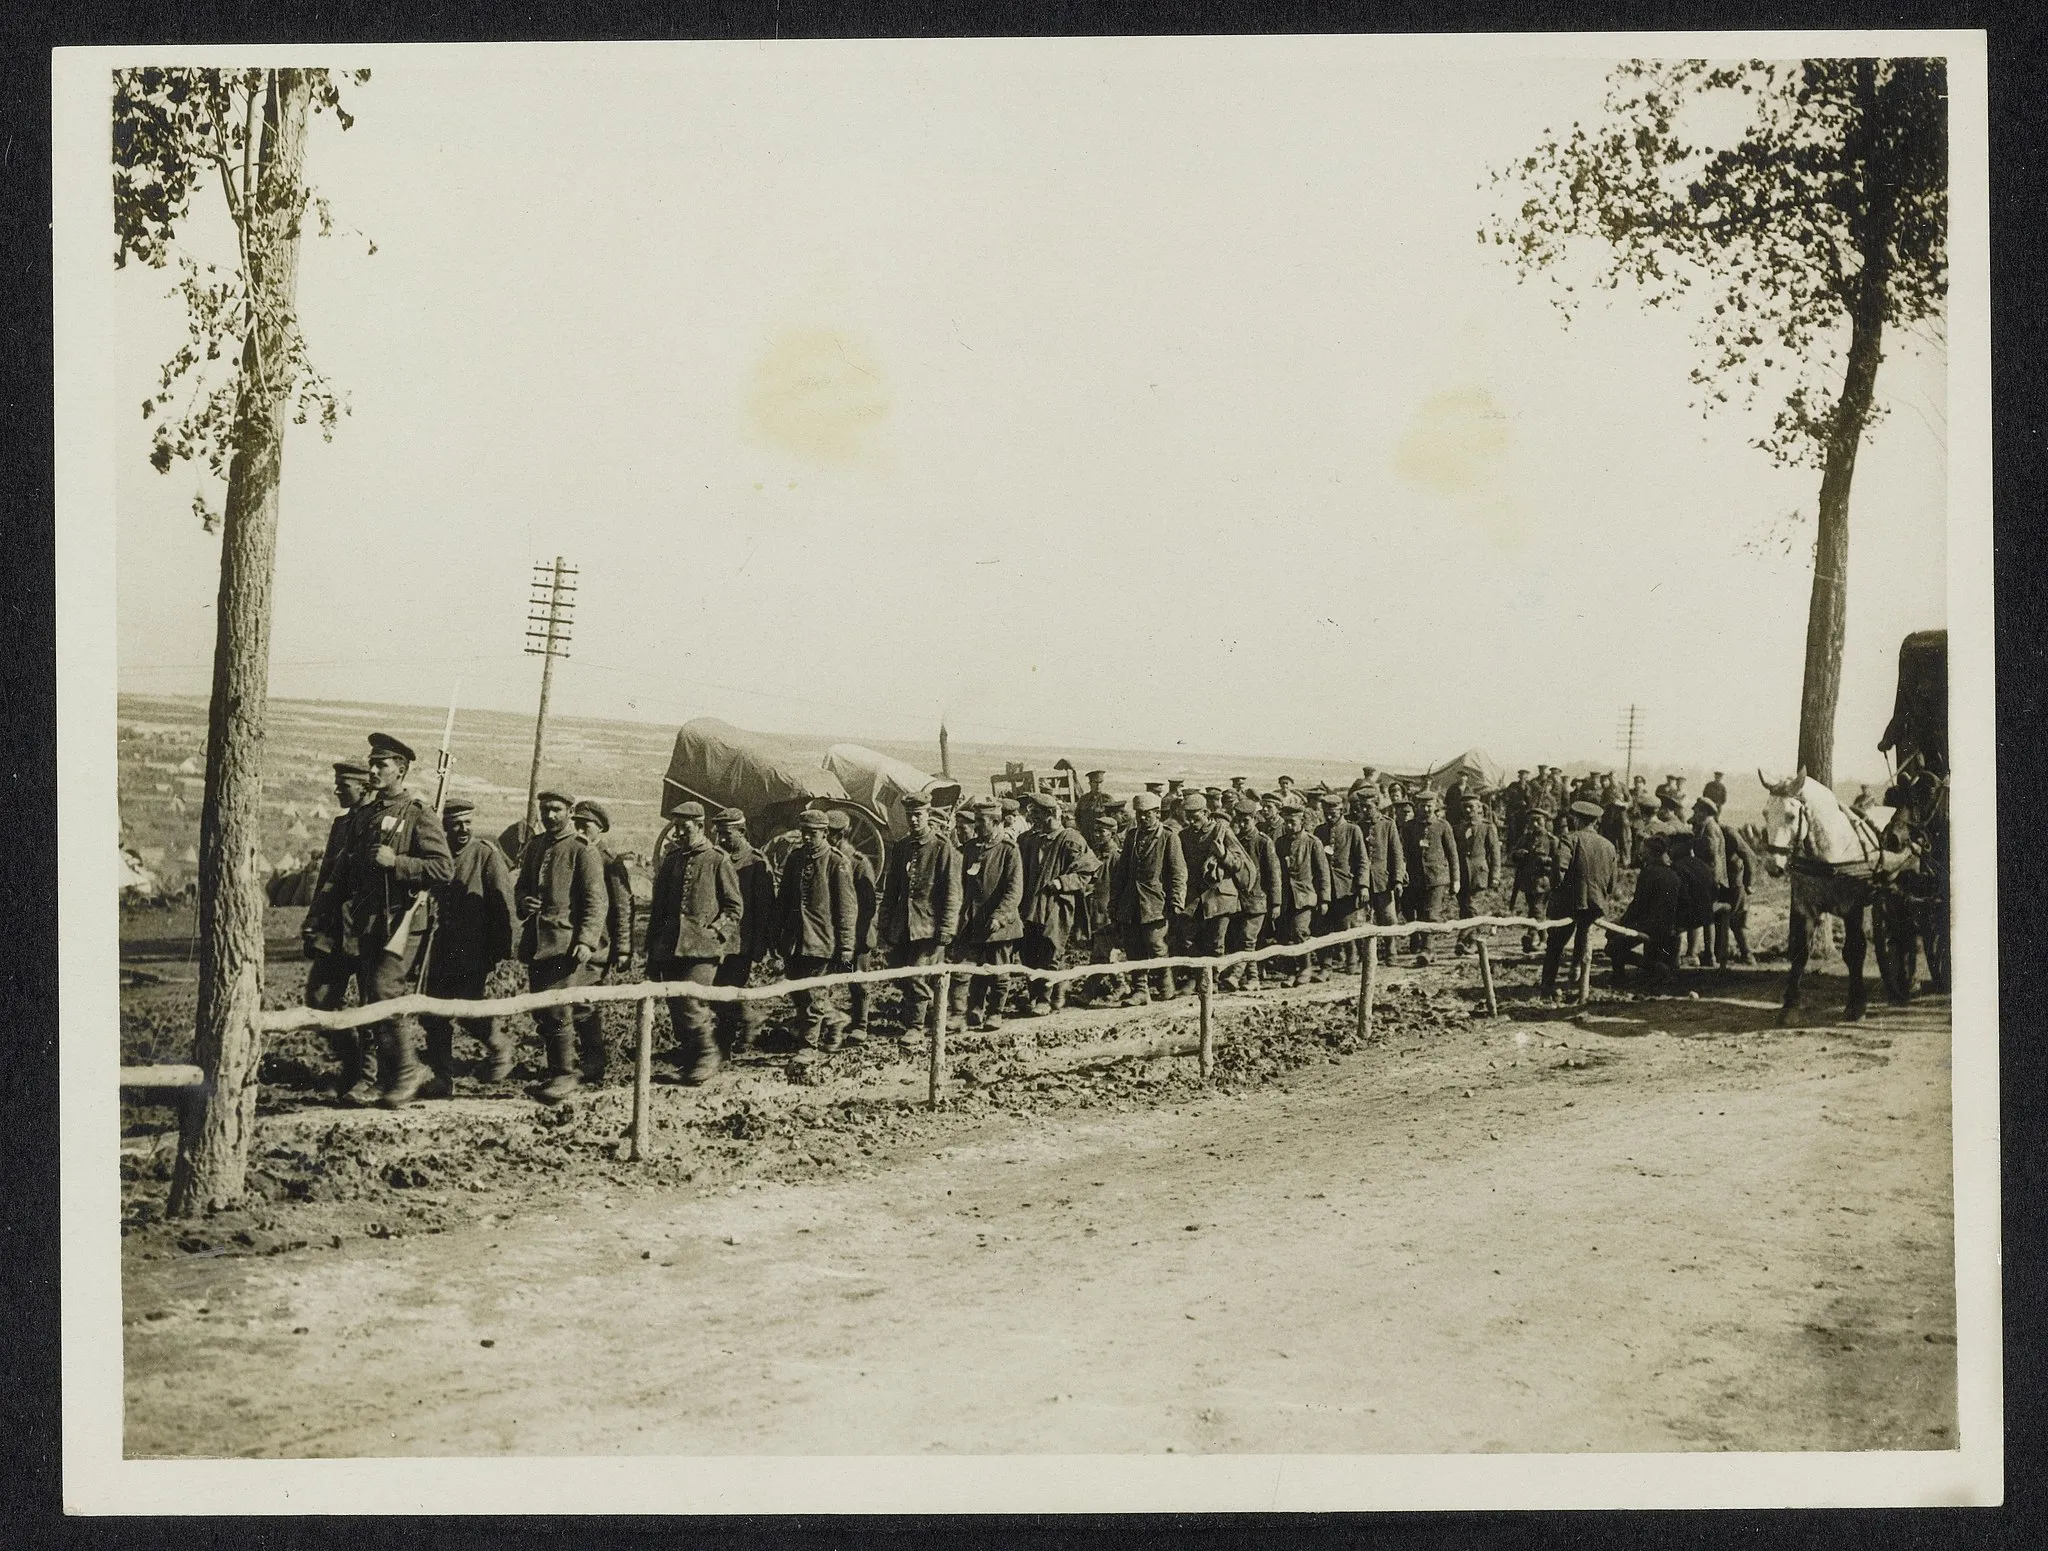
[298,734,1762,1110]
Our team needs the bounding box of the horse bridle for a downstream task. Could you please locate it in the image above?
[1759,797,1808,859]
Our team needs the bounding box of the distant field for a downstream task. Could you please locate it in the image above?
[116,692,1828,894]
[116,694,1371,891]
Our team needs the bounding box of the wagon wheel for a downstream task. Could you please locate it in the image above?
[651,820,681,867]
[1871,890,1917,1004]
[761,825,805,878]
[824,802,889,879]
[1918,892,1950,994]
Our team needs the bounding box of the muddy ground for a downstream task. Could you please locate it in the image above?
[118,886,1956,1457]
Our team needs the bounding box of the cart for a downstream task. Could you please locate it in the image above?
[1872,629,1949,999]
[655,718,890,879]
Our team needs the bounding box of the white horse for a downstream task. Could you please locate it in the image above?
[1758,770,1889,1022]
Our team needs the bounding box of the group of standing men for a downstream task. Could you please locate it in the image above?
[297,737,1766,1109]
[300,734,641,1108]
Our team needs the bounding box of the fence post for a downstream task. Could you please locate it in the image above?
[629,995,654,1162]
[1198,966,1215,1079]
[930,971,949,1110]
[1357,934,1378,1041]
[1476,937,1499,1018]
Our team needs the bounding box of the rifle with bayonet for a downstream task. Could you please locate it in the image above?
[385,686,460,975]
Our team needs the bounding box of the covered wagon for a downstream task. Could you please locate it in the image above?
[1873,629,1949,997]
[657,718,889,876]
[823,744,961,840]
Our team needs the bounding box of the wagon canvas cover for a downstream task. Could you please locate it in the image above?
[661,717,846,818]
[823,744,962,838]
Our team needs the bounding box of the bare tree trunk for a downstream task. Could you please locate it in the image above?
[1796,61,1895,791]
[170,71,315,1217]
[1794,296,1884,789]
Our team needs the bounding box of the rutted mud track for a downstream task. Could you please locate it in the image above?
[121,948,1957,1457]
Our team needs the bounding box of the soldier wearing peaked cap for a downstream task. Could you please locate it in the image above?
[1224,794,1283,989]
[305,758,378,1103]
[1315,791,1368,977]
[952,799,1025,1030]
[1175,792,1256,993]
[779,809,859,1048]
[879,791,961,1032]
[1406,790,1461,964]
[1540,800,1620,1002]
[1510,806,1564,952]
[1272,794,1330,987]
[420,795,520,1088]
[1690,795,1730,968]
[1075,769,1113,832]
[710,806,777,1054]
[645,799,744,1084]
[1356,783,1407,966]
[572,800,636,983]
[827,810,881,1041]
[515,790,609,1102]
[338,733,455,1108]
[1018,792,1100,1014]
[1108,789,1187,1006]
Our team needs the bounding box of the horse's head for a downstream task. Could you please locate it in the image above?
[1757,767,1808,877]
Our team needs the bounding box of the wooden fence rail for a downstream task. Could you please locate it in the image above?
[134,915,1647,1174]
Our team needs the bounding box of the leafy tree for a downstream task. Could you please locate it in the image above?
[1487,58,1947,785]
[114,67,367,1214]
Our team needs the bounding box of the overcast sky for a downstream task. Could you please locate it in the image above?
[112,40,1947,781]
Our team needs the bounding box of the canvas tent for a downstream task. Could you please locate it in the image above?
[823,744,961,840]
[118,847,162,898]
[1375,748,1509,796]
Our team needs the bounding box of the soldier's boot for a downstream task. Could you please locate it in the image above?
[329,1030,372,1107]
[537,1029,581,1104]
[1048,982,1068,1013]
[681,1021,722,1086]
[418,1022,457,1101]
[377,1024,430,1110]
[577,1018,608,1086]
[482,1027,517,1084]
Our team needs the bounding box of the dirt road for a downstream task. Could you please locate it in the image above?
[123,967,1954,1457]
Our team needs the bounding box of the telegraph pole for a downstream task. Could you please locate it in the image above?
[524,557,577,835]
[1615,703,1645,785]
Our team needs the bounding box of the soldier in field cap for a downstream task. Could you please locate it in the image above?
[778,809,858,1048]
[516,788,608,1102]
[827,809,880,1041]
[339,733,455,1108]
[644,799,744,1084]
[572,800,636,984]
[304,758,377,1102]
[418,795,519,1090]
[878,791,962,1032]
[711,806,778,1055]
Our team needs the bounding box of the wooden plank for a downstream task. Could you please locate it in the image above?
[629,997,654,1162]
[118,1065,205,1090]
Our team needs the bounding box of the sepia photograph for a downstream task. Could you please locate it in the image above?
[56,30,1997,1512]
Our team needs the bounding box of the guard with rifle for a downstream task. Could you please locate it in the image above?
[339,732,455,1109]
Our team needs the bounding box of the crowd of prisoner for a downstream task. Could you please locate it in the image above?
[301,735,1760,1109]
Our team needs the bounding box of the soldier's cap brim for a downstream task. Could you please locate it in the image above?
[535,789,574,807]
[571,801,612,831]
[332,761,371,779]
[367,732,417,762]
[441,797,476,816]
